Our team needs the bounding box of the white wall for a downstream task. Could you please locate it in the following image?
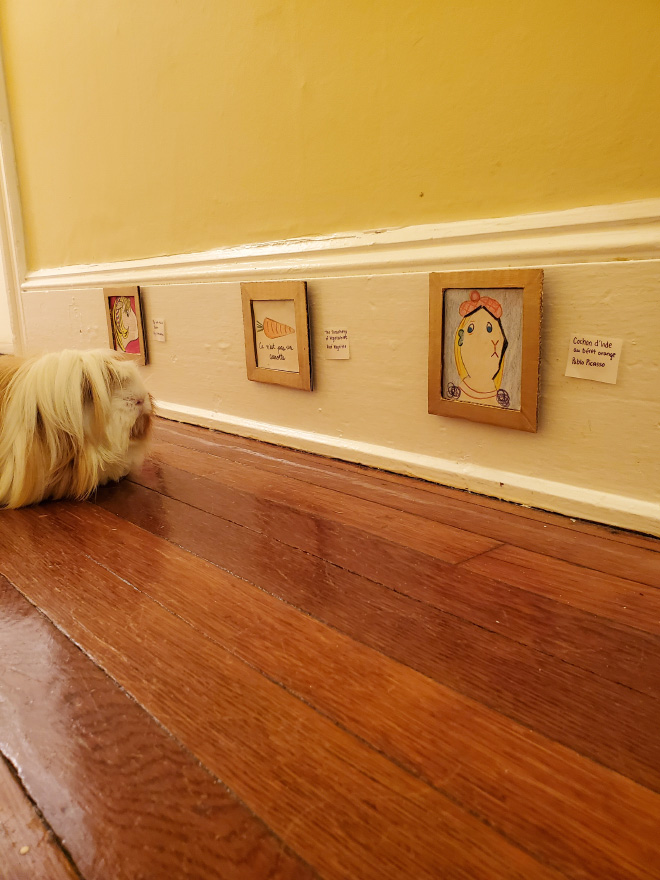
[18,201,660,536]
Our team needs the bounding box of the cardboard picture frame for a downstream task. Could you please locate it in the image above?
[241,280,312,391]
[428,268,543,432]
[103,285,148,366]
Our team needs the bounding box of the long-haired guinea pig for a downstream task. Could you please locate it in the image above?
[0,348,152,508]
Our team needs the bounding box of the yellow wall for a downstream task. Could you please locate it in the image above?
[1,0,660,271]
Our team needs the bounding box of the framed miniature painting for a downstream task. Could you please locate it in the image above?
[428,268,543,432]
[104,285,147,365]
[241,280,312,390]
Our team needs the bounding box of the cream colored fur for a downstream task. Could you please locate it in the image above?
[0,349,152,508]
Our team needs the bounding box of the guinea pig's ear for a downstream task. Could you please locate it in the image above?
[81,373,101,438]
[81,363,114,441]
[104,360,125,398]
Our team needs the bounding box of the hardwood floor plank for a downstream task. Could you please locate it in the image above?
[0,576,317,880]
[148,434,660,588]
[24,501,660,880]
[0,513,569,880]
[141,441,500,565]
[462,545,660,636]
[0,753,79,880]
[134,453,477,590]
[156,419,660,556]
[128,456,660,700]
[11,497,660,795]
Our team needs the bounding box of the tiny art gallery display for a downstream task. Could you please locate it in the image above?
[241,280,312,390]
[104,286,147,365]
[428,268,543,432]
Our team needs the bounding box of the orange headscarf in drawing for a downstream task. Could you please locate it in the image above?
[454,289,508,392]
[459,290,503,319]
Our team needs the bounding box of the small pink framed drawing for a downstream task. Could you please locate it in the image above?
[104,286,147,366]
[428,268,543,432]
[241,280,312,391]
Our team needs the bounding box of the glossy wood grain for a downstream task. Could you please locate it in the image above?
[0,513,563,880]
[0,754,79,880]
[142,439,500,566]
[461,543,660,634]
[131,449,660,699]
[2,416,660,880]
[0,576,316,880]
[16,501,660,880]
[92,479,660,791]
[155,419,660,570]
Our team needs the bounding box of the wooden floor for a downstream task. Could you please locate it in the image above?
[1,419,660,879]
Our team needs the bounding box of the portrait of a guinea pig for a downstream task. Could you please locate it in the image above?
[0,349,152,509]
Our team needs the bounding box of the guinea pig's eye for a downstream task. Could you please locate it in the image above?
[486,322,493,333]
[467,323,474,334]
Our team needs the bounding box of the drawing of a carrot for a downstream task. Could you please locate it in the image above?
[256,317,296,339]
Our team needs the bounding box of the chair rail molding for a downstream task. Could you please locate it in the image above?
[22,198,660,292]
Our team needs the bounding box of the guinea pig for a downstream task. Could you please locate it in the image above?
[0,349,152,508]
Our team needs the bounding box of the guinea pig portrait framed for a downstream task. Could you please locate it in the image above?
[103,285,148,366]
[428,268,543,432]
[241,280,312,391]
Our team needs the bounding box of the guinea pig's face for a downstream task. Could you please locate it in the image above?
[103,362,153,447]
[113,368,150,413]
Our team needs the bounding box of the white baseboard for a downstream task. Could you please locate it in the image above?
[154,399,660,538]
[22,198,660,291]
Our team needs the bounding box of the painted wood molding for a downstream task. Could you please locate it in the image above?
[153,399,660,538]
[0,53,27,353]
[23,198,660,292]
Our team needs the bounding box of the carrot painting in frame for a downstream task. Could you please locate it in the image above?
[241,280,312,391]
[428,269,542,432]
[104,286,147,366]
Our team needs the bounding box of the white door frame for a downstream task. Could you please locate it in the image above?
[0,46,27,355]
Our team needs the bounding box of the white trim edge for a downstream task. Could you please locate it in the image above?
[23,198,660,291]
[154,399,660,538]
[0,49,27,353]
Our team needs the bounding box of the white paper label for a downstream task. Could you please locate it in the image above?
[324,329,350,359]
[565,334,623,384]
[152,319,166,342]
